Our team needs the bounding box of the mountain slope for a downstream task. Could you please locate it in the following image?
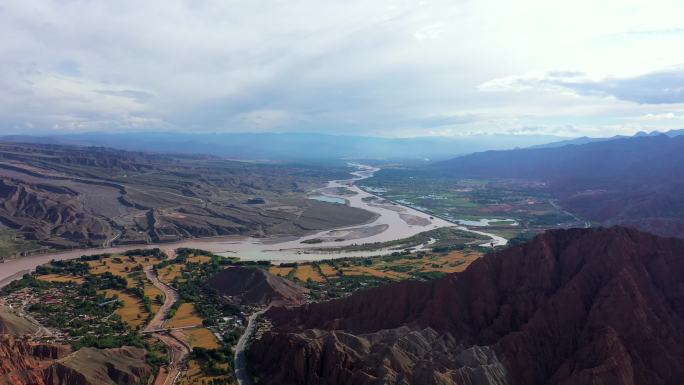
[0,336,150,385]
[0,142,374,254]
[249,227,684,385]
[0,132,565,162]
[0,306,37,336]
[208,266,308,305]
[527,128,684,149]
[432,135,684,237]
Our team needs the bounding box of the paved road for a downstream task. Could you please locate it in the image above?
[145,266,191,385]
[234,308,268,385]
[549,199,591,228]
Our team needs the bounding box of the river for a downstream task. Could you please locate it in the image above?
[0,164,505,287]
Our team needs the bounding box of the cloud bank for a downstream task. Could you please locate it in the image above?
[1,0,684,137]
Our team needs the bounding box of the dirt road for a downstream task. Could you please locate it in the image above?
[145,266,191,385]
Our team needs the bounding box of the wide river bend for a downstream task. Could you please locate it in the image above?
[0,164,505,287]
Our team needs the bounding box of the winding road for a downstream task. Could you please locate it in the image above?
[145,266,191,385]
[234,308,268,385]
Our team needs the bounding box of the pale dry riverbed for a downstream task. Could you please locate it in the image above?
[0,164,505,287]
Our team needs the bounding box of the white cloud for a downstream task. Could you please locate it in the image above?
[0,0,684,137]
[636,111,684,121]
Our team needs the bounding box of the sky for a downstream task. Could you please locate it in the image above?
[1,0,684,138]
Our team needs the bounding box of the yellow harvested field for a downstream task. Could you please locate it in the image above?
[86,255,165,315]
[37,274,84,283]
[144,283,163,299]
[269,266,294,277]
[168,303,202,328]
[383,252,480,274]
[87,257,151,288]
[178,361,231,385]
[421,252,480,273]
[186,255,212,264]
[144,284,163,314]
[374,268,410,280]
[104,289,147,328]
[158,265,183,283]
[184,327,221,349]
[293,264,325,283]
[342,266,408,280]
[88,256,155,277]
[318,264,339,277]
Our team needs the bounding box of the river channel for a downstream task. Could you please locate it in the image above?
[0,164,506,287]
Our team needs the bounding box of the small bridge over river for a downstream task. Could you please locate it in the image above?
[140,325,202,334]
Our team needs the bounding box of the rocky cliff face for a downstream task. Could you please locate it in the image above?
[0,336,151,385]
[0,335,71,385]
[0,178,112,246]
[249,227,684,385]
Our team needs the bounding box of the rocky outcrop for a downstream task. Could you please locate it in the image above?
[0,336,71,385]
[0,178,112,247]
[0,336,151,385]
[208,266,309,306]
[44,347,152,385]
[249,227,684,385]
[0,306,38,335]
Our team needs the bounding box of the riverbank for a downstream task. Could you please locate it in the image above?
[0,164,506,286]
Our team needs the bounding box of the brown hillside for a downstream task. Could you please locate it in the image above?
[0,336,151,385]
[249,227,684,385]
[0,306,37,336]
[208,266,308,305]
[0,142,375,251]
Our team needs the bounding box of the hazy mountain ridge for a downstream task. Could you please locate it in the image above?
[431,134,684,237]
[0,132,566,162]
[528,128,684,149]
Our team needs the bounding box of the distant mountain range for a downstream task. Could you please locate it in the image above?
[432,134,684,237]
[0,132,566,162]
[3,129,682,162]
[529,128,684,149]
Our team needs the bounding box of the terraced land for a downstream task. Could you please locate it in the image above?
[269,266,294,277]
[36,274,85,284]
[1,248,239,385]
[292,264,325,283]
[104,289,148,328]
[271,248,482,301]
[86,253,167,327]
[184,327,222,350]
[168,303,203,328]
[158,264,184,284]
[179,361,232,385]
[151,248,245,385]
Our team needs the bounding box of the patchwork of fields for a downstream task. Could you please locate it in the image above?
[362,170,586,240]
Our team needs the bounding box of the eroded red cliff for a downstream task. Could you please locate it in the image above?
[0,335,151,385]
[249,227,684,385]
